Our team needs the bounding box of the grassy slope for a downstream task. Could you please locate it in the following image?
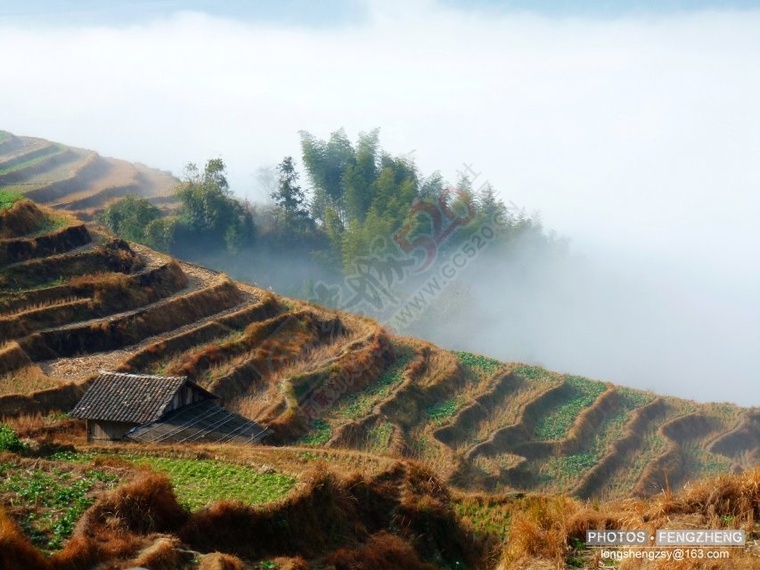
[0,195,754,500]
[1,148,759,566]
[0,132,177,218]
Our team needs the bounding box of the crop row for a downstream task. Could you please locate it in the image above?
[0,143,66,177]
[0,459,120,552]
[328,343,415,421]
[533,376,607,441]
[455,351,503,378]
[131,455,296,511]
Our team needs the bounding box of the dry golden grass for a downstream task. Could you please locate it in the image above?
[198,552,246,569]
[0,505,50,570]
[0,341,33,378]
[1,411,48,434]
[127,536,187,570]
[0,297,86,320]
[0,365,57,396]
[0,199,46,238]
[231,382,283,419]
[500,495,578,566]
[326,531,435,570]
[495,468,760,569]
[269,330,362,383]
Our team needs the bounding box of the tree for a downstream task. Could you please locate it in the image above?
[99,194,162,245]
[299,129,354,223]
[342,129,380,223]
[477,182,509,225]
[271,157,312,234]
[174,158,254,252]
[298,129,426,271]
[143,217,177,252]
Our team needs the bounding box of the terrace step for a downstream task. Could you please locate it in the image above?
[0,222,91,267]
[0,260,187,342]
[50,157,140,210]
[464,380,572,462]
[575,397,669,499]
[118,292,279,373]
[0,144,73,185]
[323,343,464,463]
[708,410,760,464]
[2,148,87,197]
[0,137,56,171]
[19,276,245,362]
[0,131,21,153]
[0,237,141,290]
[432,368,521,449]
[21,150,107,203]
[634,412,726,495]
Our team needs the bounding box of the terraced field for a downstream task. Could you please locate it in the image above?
[0,130,177,219]
[1,185,759,507]
[5,164,760,568]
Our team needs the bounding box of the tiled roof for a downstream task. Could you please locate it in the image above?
[126,400,269,444]
[70,371,215,424]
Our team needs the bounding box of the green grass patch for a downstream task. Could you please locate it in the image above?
[538,453,597,492]
[455,497,511,542]
[0,189,24,210]
[298,418,332,446]
[366,421,394,453]
[533,376,606,441]
[0,460,120,552]
[0,422,27,452]
[617,387,652,408]
[0,143,64,176]
[426,398,460,426]
[513,365,556,383]
[683,443,733,478]
[456,351,502,377]
[331,344,414,420]
[132,455,296,511]
[586,389,655,459]
[51,450,297,511]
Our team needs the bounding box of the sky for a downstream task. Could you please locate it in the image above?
[1,0,759,404]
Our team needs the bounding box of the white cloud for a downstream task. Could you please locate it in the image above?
[2,2,759,402]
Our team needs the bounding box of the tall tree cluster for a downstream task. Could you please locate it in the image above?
[98,128,557,298]
[300,128,420,268]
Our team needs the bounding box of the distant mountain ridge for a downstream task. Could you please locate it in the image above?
[0,129,178,220]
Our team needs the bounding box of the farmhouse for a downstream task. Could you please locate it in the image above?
[71,371,267,444]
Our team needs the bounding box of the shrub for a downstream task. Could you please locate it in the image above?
[0,189,24,210]
[0,423,26,453]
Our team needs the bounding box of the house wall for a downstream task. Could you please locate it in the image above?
[167,384,212,413]
[87,420,138,442]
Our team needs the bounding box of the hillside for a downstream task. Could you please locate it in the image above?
[2,142,760,567]
[2,195,758,499]
[0,130,177,220]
